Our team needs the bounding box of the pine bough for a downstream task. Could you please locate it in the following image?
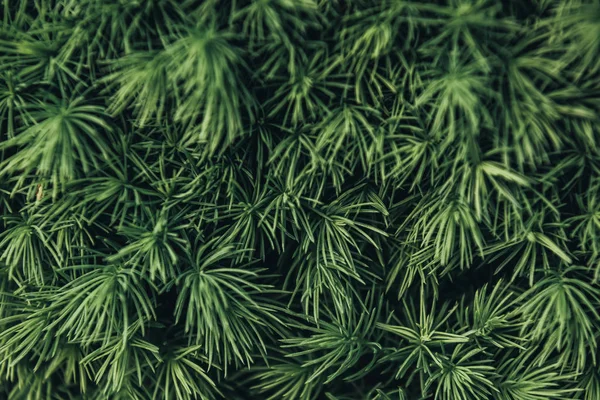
[0,1,599,399]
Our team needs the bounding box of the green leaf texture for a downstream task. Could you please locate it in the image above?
[0,0,599,399]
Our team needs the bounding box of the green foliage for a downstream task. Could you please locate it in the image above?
[0,0,599,399]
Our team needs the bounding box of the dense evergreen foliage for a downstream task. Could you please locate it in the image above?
[0,0,599,399]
